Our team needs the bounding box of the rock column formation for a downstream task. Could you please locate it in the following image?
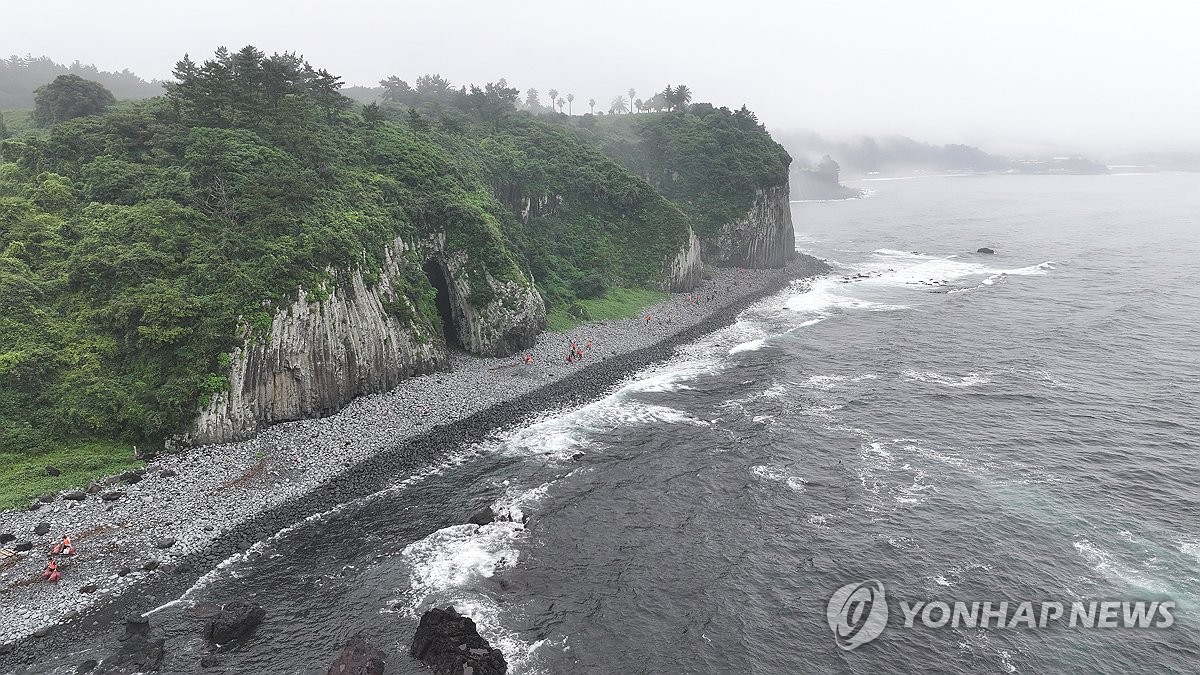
[701,183,796,268]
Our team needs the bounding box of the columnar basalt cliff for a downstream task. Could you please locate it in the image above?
[662,227,703,291]
[701,183,796,269]
[186,235,547,446]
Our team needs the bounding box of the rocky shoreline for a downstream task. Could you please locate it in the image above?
[0,254,829,671]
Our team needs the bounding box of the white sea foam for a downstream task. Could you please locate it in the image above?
[902,369,992,387]
[785,277,910,314]
[729,337,767,354]
[1073,539,1169,594]
[750,464,806,492]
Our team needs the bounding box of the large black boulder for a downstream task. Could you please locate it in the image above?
[976,247,995,254]
[204,600,267,644]
[410,606,507,675]
[328,635,386,675]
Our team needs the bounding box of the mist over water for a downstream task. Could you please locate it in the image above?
[40,173,1200,674]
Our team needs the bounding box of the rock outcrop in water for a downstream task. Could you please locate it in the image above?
[328,635,386,675]
[410,607,507,675]
[701,184,796,269]
[203,601,266,645]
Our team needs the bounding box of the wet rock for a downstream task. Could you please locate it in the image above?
[155,536,176,549]
[120,614,150,642]
[468,506,496,526]
[0,532,14,544]
[199,654,221,668]
[174,562,193,575]
[33,626,50,638]
[75,659,98,673]
[80,584,99,594]
[95,637,165,674]
[571,452,585,461]
[204,600,267,644]
[34,522,51,536]
[142,560,160,571]
[46,466,61,477]
[14,541,33,552]
[410,606,507,675]
[101,491,125,502]
[328,634,386,675]
[976,247,995,254]
[116,566,131,577]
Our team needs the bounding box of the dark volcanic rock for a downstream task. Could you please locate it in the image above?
[13,541,33,552]
[46,466,61,477]
[33,522,51,536]
[86,482,103,494]
[158,468,177,478]
[468,506,496,526]
[976,247,995,254]
[63,490,87,501]
[0,532,14,544]
[38,493,56,503]
[121,614,150,642]
[142,560,160,571]
[95,637,165,674]
[410,606,507,675]
[75,658,98,673]
[79,584,99,594]
[101,491,125,502]
[328,634,386,675]
[204,600,267,644]
[199,654,221,668]
[116,566,131,577]
[119,470,144,485]
[155,537,176,549]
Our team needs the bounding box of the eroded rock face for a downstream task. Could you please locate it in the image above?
[187,237,448,445]
[662,226,702,292]
[702,183,796,268]
[429,234,546,358]
[184,232,548,445]
[410,607,507,675]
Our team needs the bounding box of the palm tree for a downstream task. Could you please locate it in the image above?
[634,98,644,113]
[556,97,565,113]
[609,95,628,114]
[673,84,692,110]
[548,88,559,113]
[588,98,595,115]
[627,88,636,113]
[567,93,575,115]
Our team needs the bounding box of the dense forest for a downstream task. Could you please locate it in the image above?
[0,46,786,489]
[0,55,162,108]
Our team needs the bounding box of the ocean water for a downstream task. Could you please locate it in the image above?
[55,173,1200,673]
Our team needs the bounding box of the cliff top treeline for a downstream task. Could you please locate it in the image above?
[0,46,790,497]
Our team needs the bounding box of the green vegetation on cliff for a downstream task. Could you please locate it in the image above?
[573,104,791,236]
[0,47,694,469]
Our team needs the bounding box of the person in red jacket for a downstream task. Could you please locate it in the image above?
[42,558,60,583]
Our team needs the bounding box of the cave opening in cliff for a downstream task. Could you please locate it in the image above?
[423,259,460,348]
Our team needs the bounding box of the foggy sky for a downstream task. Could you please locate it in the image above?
[5,0,1198,154]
